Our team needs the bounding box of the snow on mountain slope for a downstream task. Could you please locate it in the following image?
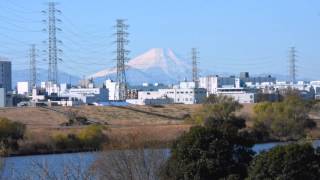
[89,48,191,84]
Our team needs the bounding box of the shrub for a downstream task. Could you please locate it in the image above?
[52,125,107,151]
[252,95,316,140]
[77,125,106,150]
[160,126,254,180]
[192,95,243,125]
[247,143,320,180]
[0,117,26,153]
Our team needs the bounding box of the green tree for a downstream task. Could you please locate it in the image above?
[247,143,320,180]
[192,95,243,125]
[253,95,316,141]
[160,126,254,180]
[0,117,26,153]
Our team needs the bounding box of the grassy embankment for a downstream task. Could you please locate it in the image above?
[0,103,320,156]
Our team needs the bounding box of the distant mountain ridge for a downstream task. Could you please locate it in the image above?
[12,69,80,88]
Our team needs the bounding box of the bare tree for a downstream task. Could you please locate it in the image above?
[94,149,168,180]
[3,154,97,180]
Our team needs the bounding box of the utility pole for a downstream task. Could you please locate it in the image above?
[289,47,297,84]
[29,44,37,92]
[192,48,199,86]
[114,19,129,101]
[43,2,61,84]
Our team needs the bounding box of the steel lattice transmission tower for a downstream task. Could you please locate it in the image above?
[44,2,61,84]
[192,48,199,84]
[289,47,297,84]
[114,19,129,101]
[29,44,37,92]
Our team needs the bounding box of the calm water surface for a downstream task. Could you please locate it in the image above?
[2,140,319,179]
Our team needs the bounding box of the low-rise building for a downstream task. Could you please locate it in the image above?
[199,75,235,95]
[105,79,117,100]
[216,88,256,103]
[0,88,5,107]
[17,82,29,95]
[67,88,109,104]
[128,81,207,105]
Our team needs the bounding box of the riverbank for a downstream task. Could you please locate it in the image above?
[1,104,320,156]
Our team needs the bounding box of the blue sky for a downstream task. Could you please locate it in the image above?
[0,0,320,79]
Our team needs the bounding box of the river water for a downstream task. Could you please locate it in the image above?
[1,140,319,179]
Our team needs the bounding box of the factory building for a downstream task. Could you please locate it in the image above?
[199,75,257,103]
[199,75,236,95]
[216,88,256,103]
[17,82,29,95]
[240,72,276,86]
[67,88,109,104]
[127,81,207,105]
[105,79,117,100]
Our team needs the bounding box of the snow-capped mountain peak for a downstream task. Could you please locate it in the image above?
[89,48,191,84]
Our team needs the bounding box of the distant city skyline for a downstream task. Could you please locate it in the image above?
[0,0,320,80]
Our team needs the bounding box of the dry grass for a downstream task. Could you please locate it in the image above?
[0,105,196,151]
[0,107,67,128]
[2,103,319,148]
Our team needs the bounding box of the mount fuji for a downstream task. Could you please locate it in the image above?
[89,48,192,85]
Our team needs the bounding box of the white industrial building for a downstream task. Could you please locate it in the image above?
[127,81,206,105]
[17,82,29,95]
[216,88,256,103]
[199,75,236,95]
[199,75,256,103]
[127,91,173,105]
[105,79,118,100]
[66,88,109,104]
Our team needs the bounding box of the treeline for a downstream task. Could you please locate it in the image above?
[193,93,317,142]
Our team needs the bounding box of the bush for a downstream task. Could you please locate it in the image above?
[192,95,243,125]
[247,143,320,180]
[252,95,316,141]
[52,125,107,151]
[160,126,254,180]
[0,117,26,153]
[77,125,106,149]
